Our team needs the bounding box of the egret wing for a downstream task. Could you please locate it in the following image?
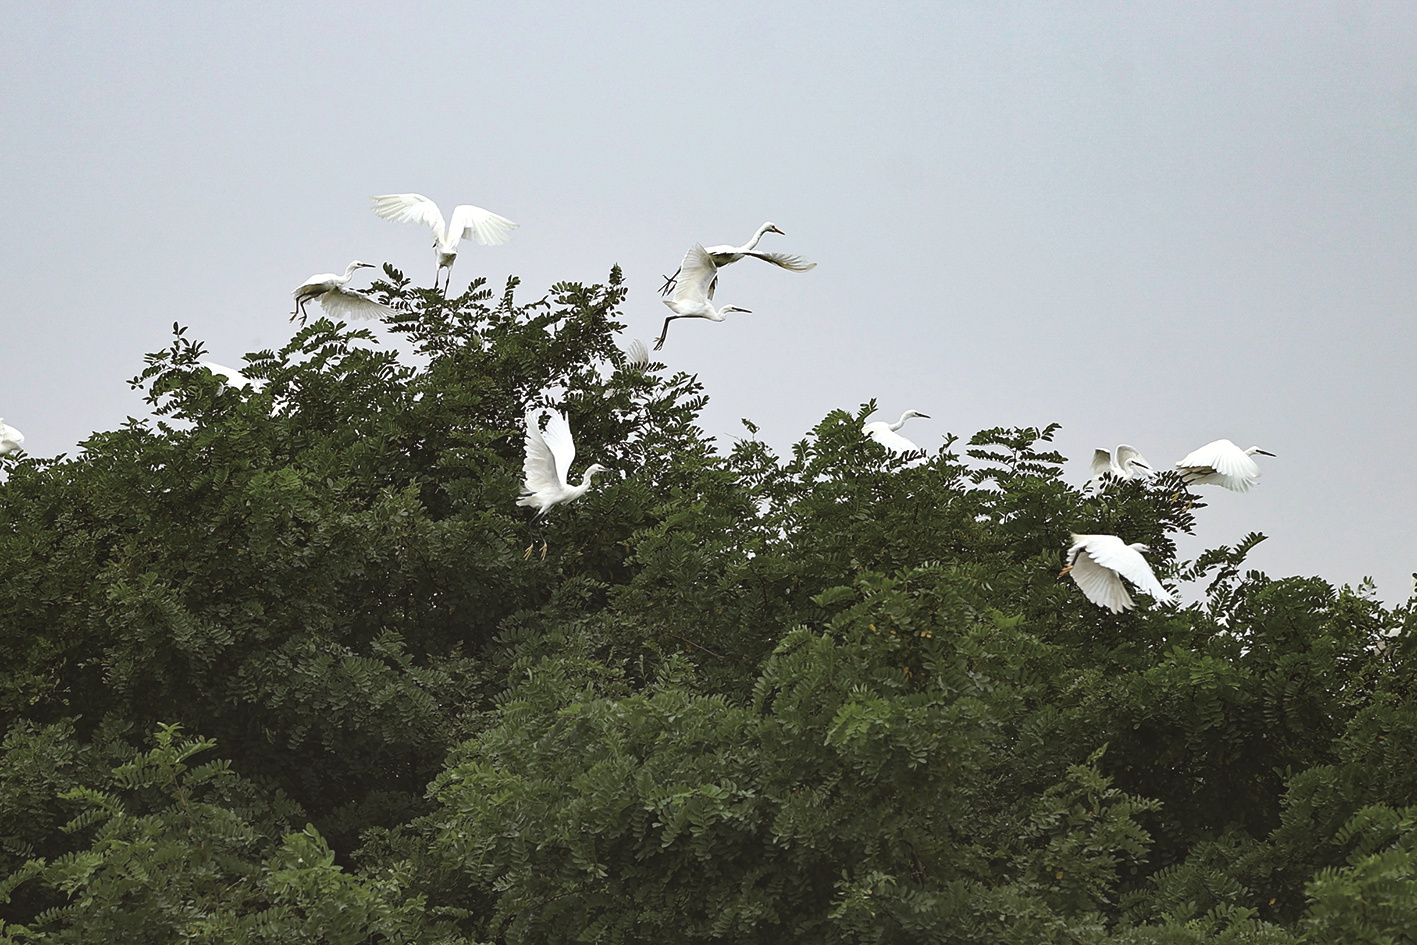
[538,410,577,489]
[623,338,649,368]
[371,193,446,235]
[1115,445,1149,474]
[449,204,518,246]
[671,244,718,304]
[1069,547,1134,612]
[742,250,816,272]
[1083,537,1172,604]
[1091,449,1113,481]
[319,287,395,321]
[521,413,562,494]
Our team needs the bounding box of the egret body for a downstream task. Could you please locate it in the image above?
[1175,439,1274,492]
[1090,444,1151,487]
[654,244,752,350]
[371,193,517,292]
[518,409,610,558]
[862,410,930,454]
[661,222,815,298]
[1062,534,1172,613]
[291,261,389,324]
[0,419,24,456]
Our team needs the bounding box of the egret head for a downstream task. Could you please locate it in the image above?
[904,410,931,420]
[586,463,612,480]
[721,306,752,315]
[766,223,785,236]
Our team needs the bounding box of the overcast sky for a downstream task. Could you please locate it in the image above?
[2,2,1414,601]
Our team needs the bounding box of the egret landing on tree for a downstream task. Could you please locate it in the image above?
[654,244,752,350]
[371,193,517,293]
[291,262,389,324]
[660,222,815,298]
[517,409,610,559]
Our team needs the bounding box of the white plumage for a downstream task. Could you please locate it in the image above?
[371,193,517,292]
[622,338,650,369]
[862,410,930,454]
[660,222,815,298]
[291,261,388,324]
[198,362,266,392]
[654,244,753,350]
[1175,439,1274,492]
[1090,444,1151,487]
[1063,534,1172,613]
[518,409,610,522]
[0,419,24,456]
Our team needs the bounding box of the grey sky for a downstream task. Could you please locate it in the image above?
[3,2,1414,600]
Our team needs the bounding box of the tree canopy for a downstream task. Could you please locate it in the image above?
[0,266,1414,943]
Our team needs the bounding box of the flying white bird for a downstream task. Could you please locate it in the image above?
[660,222,815,298]
[1089,444,1152,487]
[1061,534,1173,613]
[198,362,266,392]
[371,193,517,292]
[862,410,930,454]
[0,419,24,456]
[1175,439,1274,493]
[654,244,752,350]
[518,409,610,558]
[291,262,390,324]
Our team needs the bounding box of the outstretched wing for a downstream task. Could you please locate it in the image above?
[1083,537,1172,605]
[1090,448,1113,482]
[742,250,816,272]
[538,410,577,489]
[1115,444,1150,475]
[449,204,519,246]
[1068,546,1134,613]
[318,287,395,321]
[623,338,649,368]
[671,244,718,304]
[522,412,562,494]
[1176,439,1258,490]
[371,193,446,236]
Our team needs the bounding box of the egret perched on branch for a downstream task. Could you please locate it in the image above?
[371,193,517,292]
[1090,444,1151,487]
[862,410,930,454]
[1175,439,1274,492]
[1061,534,1172,613]
[654,244,752,350]
[291,262,390,324]
[660,222,815,298]
[0,419,24,456]
[518,409,610,559]
[198,362,266,392]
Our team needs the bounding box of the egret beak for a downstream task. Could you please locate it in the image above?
[770,226,785,235]
[918,413,932,419]
[1134,461,1152,470]
[1256,449,1276,457]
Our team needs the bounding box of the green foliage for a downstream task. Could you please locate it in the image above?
[1,263,1413,941]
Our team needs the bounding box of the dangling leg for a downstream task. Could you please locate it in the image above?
[524,517,547,560]
[654,316,683,351]
[660,267,682,296]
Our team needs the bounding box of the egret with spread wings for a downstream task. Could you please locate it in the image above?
[862,410,930,455]
[518,409,610,559]
[1175,439,1274,493]
[660,222,815,297]
[371,193,517,292]
[291,261,391,324]
[1061,534,1172,613]
[1089,444,1151,487]
[654,244,753,350]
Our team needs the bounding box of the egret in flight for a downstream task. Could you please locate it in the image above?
[291,262,391,324]
[1175,439,1274,492]
[1089,444,1151,487]
[371,193,517,292]
[862,410,930,454]
[661,222,815,298]
[1061,534,1172,613]
[654,244,752,350]
[518,409,610,558]
[0,419,24,456]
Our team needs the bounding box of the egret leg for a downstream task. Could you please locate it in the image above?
[659,268,681,295]
[654,316,682,351]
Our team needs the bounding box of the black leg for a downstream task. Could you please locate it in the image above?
[654,316,680,351]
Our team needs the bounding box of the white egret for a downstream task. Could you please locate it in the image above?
[654,244,752,350]
[198,362,266,392]
[518,409,611,558]
[291,262,390,324]
[1061,534,1172,613]
[1175,439,1274,493]
[1089,444,1152,487]
[0,419,24,456]
[660,222,815,298]
[371,193,517,292]
[622,338,650,369]
[862,410,930,454]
